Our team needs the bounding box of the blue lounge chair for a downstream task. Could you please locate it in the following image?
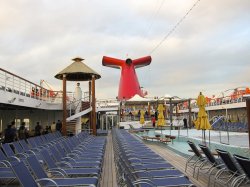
[10,159,98,187]
[1,143,27,160]
[40,149,101,177]
[48,145,101,168]
[0,149,16,185]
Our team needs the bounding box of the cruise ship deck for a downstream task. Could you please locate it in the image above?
[102,129,209,187]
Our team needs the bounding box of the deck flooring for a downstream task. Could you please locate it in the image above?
[100,131,117,187]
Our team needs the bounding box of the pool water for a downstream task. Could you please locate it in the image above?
[136,129,250,158]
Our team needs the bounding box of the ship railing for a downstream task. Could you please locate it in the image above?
[180,96,246,110]
[0,68,55,103]
[210,115,230,145]
[0,68,80,104]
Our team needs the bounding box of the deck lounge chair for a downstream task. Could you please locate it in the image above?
[11,158,98,187]
[1,143,27,160]
[132,176,194,187]
[185,141,205,177]
[0,150,16,185]
[214,149,243,186]
[48,146,101,168]
[56,143,103,163]
[40,149,101,177]
[134,169,184,179]
[233,154,250,187]
[198,144,224,186]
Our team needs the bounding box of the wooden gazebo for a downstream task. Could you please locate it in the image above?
[55,57,101,136]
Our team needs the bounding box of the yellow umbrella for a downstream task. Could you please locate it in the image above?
[157,104,165,127]
[140,110,145,126]
[194,92,211,143]
[157,104,165,137]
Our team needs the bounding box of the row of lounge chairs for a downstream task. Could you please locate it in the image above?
[212,121,248,132]
[0,131,106,186]
[186,140,250,186]
[112,128,194,187]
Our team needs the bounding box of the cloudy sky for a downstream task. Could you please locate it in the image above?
[0,0,249,100]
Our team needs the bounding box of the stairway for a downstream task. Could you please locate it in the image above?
[67,101,91,122]
[66,119,77,136]
[66,101,91,135]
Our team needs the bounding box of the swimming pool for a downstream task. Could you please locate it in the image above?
[135,129,250,158]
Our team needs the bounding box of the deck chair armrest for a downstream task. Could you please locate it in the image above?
[128,157,140,161]
[36,178,59,187]
[30,147,42,152]
[26,150,36,155]
[231,174,246,187]
[71,150,83,155]
[132,170,151,178]
[67,153,80,158]
[132,179,156,187]
[56,161,73,168]
[15,152,28,158]
[61,156,77,162]
[8,156,21,162]
[47,169,67,177]
[73,147,85,152]
[0,160,10,167]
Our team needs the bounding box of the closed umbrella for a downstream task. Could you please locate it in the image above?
[157,104,165,137]
[194,92,211,144]
[140,110,145,127]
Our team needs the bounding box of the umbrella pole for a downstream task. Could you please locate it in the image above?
[204,130,206,145]
[209,130,210,147]
[202,130,204,145]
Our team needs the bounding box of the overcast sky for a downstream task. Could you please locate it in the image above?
[1,0,249,100]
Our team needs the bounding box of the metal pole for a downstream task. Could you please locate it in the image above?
[62,74,67,136]
[170,98,173,130]
[91,75,96,136]
[188,99,192,129]
[225,107,230,144]
[89,81,92,133]
[246,98,250,149]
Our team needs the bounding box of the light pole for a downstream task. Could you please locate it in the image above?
[222,106,229,144]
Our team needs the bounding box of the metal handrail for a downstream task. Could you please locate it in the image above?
[67,95,91,117]
[0,68,77,104]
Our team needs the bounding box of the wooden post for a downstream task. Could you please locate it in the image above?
[62,74,67,136]
[188,99,192,129]
[89,81,91,102]
[246,98,250,148]
[91,75,96,136]
[89,81,92,133]
[148,102,150,120]
[169,98,173,130]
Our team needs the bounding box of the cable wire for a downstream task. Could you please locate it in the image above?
[143,0,165,38]
[150,0,201,54]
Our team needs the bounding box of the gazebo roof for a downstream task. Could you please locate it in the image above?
[55,57,101,81]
